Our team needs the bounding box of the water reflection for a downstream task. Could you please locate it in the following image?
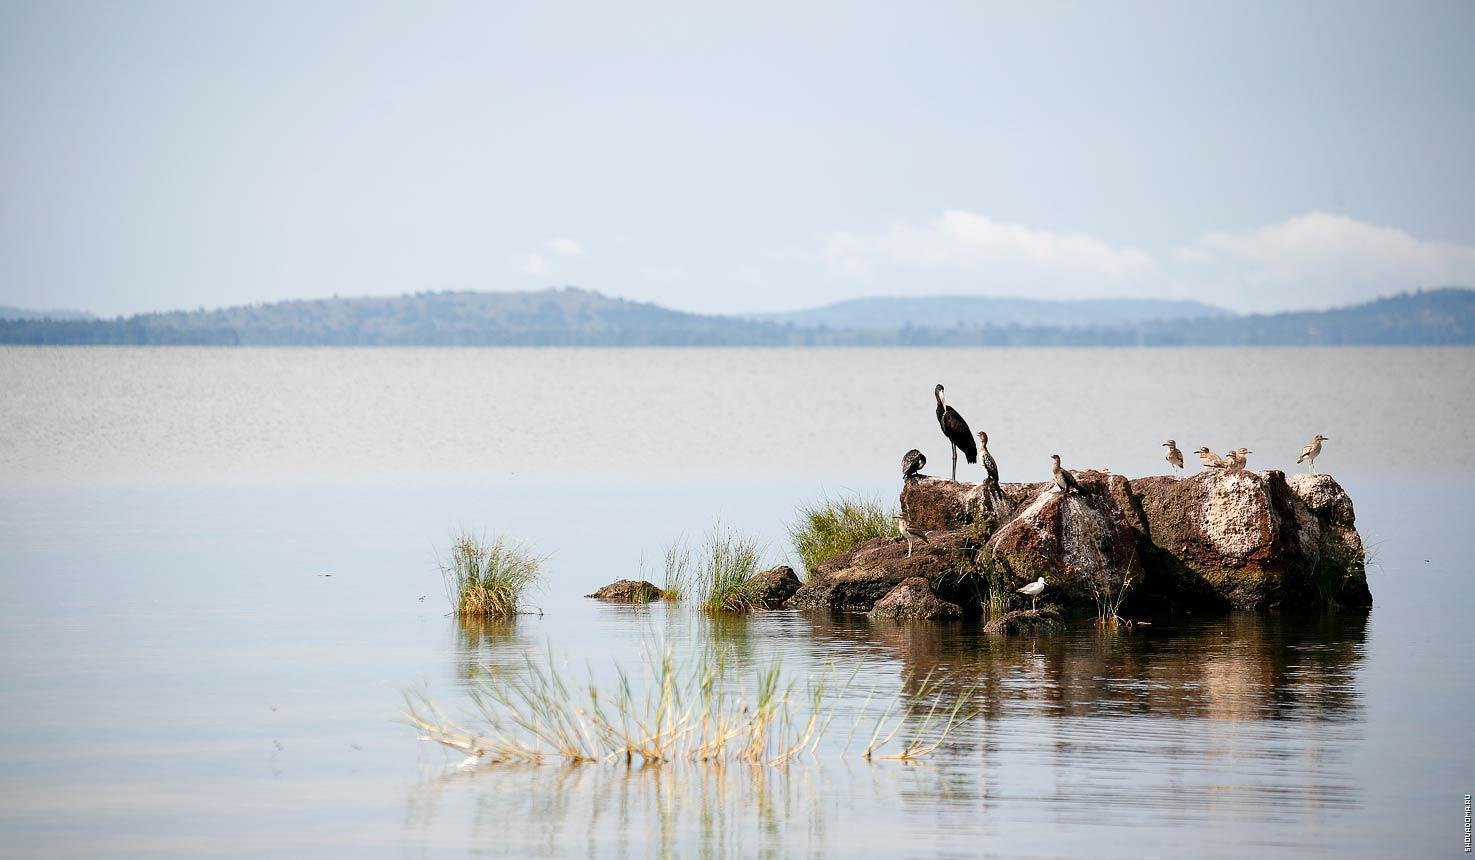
[417,609,1370,855]
[798,609,1368,724]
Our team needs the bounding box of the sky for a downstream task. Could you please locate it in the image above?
[1,0,1472,317]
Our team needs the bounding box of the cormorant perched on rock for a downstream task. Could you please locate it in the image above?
[1016,576,1046,610]
[1163,439,1184,472]
[1050,454,1081,495]
[893,514,928,558]
[934,384,977,480]
[901,449,927,481]
[1195,447,1226,469]
[975,431,1001,495]
[1297,435,1328,473]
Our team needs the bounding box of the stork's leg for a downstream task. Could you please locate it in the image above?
[951,444,958,480]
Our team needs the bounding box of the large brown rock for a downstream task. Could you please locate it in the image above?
[984,471,1145,612]
[1129,470,1369,610]
[788,530,980,613]
[748,565,802,609]
[869,577,963,620]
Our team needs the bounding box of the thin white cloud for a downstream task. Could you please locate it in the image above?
[521,254,547,275]
[824,209,1475,311]
[547,238,585,256]
[823,210,1156,299]
[1176,212,1475,310]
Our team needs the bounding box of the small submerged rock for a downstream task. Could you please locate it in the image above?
[585,579,663,603]
[982,607,1064,635]
[869,577,963,621]
[748,565,802,609]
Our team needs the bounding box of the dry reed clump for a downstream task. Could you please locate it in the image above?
[404,646,976,768]
[788,494,894,574]
[440,532,544,618]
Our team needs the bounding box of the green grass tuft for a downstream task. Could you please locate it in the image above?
[788,494,895,574]
[697,522,764,614]
[439,532,543,618]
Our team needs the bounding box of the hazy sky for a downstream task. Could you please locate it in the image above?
[2,1,1473,316]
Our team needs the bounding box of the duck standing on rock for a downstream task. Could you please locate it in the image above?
[1017,576,1046,610]
[934,384,978,481]
[976,431,1002,496]
[893,514,928,558]
[901,449,927,481]
[1050,454,1081,495]
[1163,439,1184,472]
[1195,447,1226,470]
[1297,435,1329,473]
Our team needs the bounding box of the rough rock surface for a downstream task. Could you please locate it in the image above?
[1130,469,1369,610]
[792,469,1369,615]
[748,565,802,609]
[982,607,1065,635]
[868,577,963,620]
[985,471,1145,610]
[585,579,663,603]
[788,530,979,613]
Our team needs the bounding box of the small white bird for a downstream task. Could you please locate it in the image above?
[1016,576,1046,610]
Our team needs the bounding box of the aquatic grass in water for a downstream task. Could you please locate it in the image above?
[661,538,695,601]
[789,494,895,573]
[404,645,976,768]
[440,532,543,618]
[697,523,764,614]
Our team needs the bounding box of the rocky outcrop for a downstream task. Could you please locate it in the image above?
[748,565,802,609]
[982,607,1065,635]
[789,469,1369,616]
[585,579,663,603]
[869,577,963,620]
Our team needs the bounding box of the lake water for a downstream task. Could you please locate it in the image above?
[0,346,1471,857]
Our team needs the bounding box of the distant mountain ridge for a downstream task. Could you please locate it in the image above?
[755,295,1230,330]
[1,287,1471,346]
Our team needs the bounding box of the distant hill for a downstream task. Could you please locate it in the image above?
[756,295,1229,330]
[0,288,792,346]
[0,286,1471,346]
[0,305,94,321]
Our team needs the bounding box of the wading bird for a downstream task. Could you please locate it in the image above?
[934,384,978,481]
[1195,447,1226,469]
[1017,576,1046,610]
[976,431,1002,496]
[1163,439,1184,472]
[894,514,928,558]
[1297,435,1329,473]
[901,449,927,481]
[1050,454,1081,495]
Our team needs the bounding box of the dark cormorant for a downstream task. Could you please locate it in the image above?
[901,449,927,481]
[934,384,977,480]
[975,431,1002,496]
[1050,454,1081,495]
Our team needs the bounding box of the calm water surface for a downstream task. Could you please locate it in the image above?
[0,347,1471,857]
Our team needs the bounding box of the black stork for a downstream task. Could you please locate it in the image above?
[934,384,977,480]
